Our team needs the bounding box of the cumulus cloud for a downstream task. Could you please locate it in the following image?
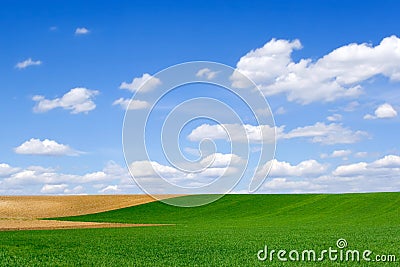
[364,103,398,119]
[14,138,81,156]
[0,163,20,177]
[32,87,99,114]
[112,98,150,110]
[15,58,42,69]
[196,68,219,80]
[231,36,400,104]
[119,73,161,93]
[75,27,90,35]
[257,158,328,178]
[262,178,326,193]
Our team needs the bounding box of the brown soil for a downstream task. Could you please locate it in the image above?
[0,219,172,231]
[0,195,179,231]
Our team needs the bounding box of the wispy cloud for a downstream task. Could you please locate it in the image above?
[15,58,42,69]
[112,98,150,110]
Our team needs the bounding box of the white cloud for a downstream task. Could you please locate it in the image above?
[99,185,120,193]
[188,122,365,145]
[119,73,161,93]
[40,184,68,194]
[231,38,302,89]
[321,149,351,159]
[282,122,367,145]
[188,123,281,143]
[331,149,352,158]
[262,178,325,193]
[129,153,244,188]
[364,103,398,119]
[75,27,90,35]
[15,58,42,69]
[14,138,81,156]
[255,154,400,193]
[112,98,150,110]
[231,36,400,104]
[257,158,328,178]
[64,185,85,194]
[196,68,219,80]
[333,155,400,177]
[326,113,342,122]
[372,154,400,168]
[33,87,99,114]
[0,163,20,177]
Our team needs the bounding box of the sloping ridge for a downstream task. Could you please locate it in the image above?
[57,193,400,227]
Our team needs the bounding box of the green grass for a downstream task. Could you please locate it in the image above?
[0,193,399,266]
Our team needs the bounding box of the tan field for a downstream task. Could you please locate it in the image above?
[0,195,178,231]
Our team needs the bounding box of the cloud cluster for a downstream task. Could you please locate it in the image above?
[0,161,137,195]
[14,138,81,156]
[33,87,99,114]
[129,153,244,188]
[231,36,400,104]
[188,123,279,143]
[188,122,366,145]
[258,155,400,193]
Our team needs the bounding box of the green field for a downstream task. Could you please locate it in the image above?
[1,193,399,266]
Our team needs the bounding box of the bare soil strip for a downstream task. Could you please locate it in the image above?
[0,195,180,230]
[0,219,172,231]
[0,195,179,219]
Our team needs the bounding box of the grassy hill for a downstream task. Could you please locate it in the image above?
[1,193,399,266]
[57,193,400,227]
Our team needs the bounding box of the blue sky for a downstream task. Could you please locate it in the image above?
[1,0,399,195]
